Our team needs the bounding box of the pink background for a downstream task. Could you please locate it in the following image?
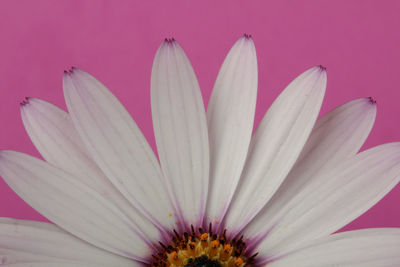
[1,0,400,233]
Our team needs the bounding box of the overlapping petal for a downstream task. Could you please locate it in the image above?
[242,97,376,237]
[21,97,109,187]
[224,66,327,233]
[206,35,258,226]
[267,228,400,266]
[63,68,176,231]
[0,218,134,266]
[245,143,400,257]
[151,39,209,228]
[0,151,158,262]
[21,98,163,240]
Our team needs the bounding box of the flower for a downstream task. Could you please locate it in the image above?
[1,35,400,267]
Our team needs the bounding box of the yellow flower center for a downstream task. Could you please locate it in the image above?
[151,224,257,267]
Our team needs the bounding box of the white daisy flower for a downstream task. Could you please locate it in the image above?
[1,35,400,267]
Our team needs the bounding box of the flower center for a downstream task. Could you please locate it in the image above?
[151,224,257,267]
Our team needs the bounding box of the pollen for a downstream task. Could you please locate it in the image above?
[169,251,179,262]
[211,240,219,249]
[200,233,208,241]
[151,223,257,267]
[223,244,232,253]
[235,258,244,266]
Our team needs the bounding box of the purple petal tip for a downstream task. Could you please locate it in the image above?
[164,38,176,45]
[64,67,76,75]
[368,97,377,104]
[20,97,30,107]
[318,65,326,71]
[243,33,252,39]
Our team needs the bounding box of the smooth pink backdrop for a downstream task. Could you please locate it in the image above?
[1,0,400,233]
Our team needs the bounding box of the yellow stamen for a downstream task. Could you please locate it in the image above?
[189,241,196,250]
[211,240,220,249]
[170,251,179,261]
[151,226,254,267]
[235,257,244,266]
[200,233,208,241]
[224,244,232,253]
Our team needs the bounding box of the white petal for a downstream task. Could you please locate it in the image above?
[0,218,134,267]
[20,98,161,243]
[2,263,98,267]
[267,228,400,267]
[246,143,400,257]
[0,151,159,262]
[224,66,327,233]
[243,98,376,237]
[21,97,107,187]
[63,68,175,231]
[151,39,209,228]
[206,35,258,226]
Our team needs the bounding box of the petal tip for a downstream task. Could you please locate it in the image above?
[64,69,72,77]
[243,33,252,40]
[64,66,78,76]
[20,97,31,107]
[368,97,377,105]
[318,65,327,72]
[240,34,255,46]
[164,37,176,45]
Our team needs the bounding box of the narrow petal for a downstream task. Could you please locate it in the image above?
[0,218,134,267]
[63,68,175,231]
[20,98,161,242]
[151,39,209,228]
[206,35,258,225]
[267,228,400,266]
[0,151,159,262]
[245,143,400,257]
[243,98,376,236]
[224,66,327,233]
